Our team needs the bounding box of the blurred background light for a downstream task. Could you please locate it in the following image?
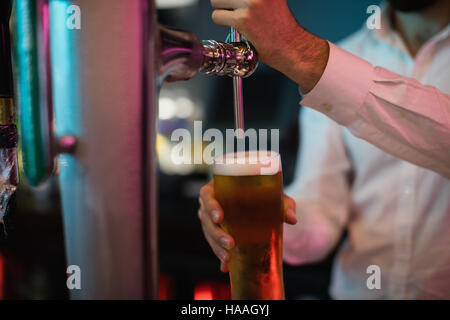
[159,97,177,120]
[156,0,198,9]
[194,282,213,300]
[194,281,231,300]
[175,97,195,119]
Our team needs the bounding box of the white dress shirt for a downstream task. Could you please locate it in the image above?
[283,5,450,299]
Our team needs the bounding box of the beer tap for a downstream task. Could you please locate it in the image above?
[158,25,258,83]
[11,0,259,299]
[158,25,255,140]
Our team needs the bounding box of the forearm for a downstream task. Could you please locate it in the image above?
[283,198,343,265]
[275,27,330,94]
[210,0,329,93]
[302,43,450,178]
[283,108,351,265]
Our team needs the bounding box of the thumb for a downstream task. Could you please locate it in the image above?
[283,194,297,225]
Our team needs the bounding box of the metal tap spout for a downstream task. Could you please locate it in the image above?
[158,26,259,83]
[202,40,258,78]
[158,26,205,83]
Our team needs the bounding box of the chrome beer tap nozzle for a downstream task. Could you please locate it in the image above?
[201,40,258,78]
[158,26,258,82]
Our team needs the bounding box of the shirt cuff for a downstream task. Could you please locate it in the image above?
[300,42,376,126]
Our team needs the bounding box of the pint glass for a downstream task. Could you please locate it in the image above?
[213,151,285,300]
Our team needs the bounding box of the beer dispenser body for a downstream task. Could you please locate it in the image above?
[12,0,257,299]
[53,0,156,299]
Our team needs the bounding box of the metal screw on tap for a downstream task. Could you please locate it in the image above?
[56,135,77,155]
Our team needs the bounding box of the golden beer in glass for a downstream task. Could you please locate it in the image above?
[213,151,285,300]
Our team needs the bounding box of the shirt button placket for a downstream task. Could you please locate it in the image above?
[392,163,416,299]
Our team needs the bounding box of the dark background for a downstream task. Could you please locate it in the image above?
[0,0,380,300]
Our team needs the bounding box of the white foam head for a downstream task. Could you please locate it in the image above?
[213,151,282,176]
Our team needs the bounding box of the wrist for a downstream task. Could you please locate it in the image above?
[280,28,330,93]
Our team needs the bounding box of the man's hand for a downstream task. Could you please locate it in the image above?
[198,180,297,272]
[210,0,329,93]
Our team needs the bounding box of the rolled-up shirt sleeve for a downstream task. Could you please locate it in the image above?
[301,42,450,179]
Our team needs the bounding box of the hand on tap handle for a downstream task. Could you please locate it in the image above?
[210,0,329,93]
